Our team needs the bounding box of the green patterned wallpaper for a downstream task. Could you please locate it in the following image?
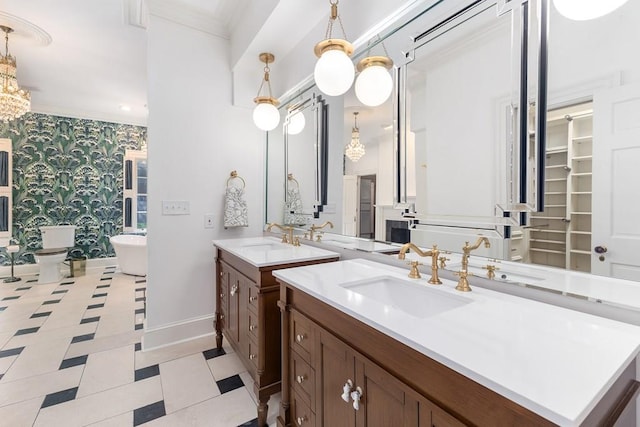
[0,113,147,266]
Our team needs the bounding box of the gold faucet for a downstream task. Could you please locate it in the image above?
[455,236,491,292]
[398,243,441,285]
[266,223,295,245]
[309,221,333,241]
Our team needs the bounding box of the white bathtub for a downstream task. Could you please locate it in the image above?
[110,234,147,276]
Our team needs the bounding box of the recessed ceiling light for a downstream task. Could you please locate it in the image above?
[119,105,132,112]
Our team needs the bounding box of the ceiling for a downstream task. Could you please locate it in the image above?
[0,0,252,126]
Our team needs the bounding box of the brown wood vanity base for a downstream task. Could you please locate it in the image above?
[214,248,338,427]
[276,281,637,427]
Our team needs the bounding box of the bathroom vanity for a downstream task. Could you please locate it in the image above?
[213,237,339,427]
[274,259,640,426]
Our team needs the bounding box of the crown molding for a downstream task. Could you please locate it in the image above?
[123,0,148,29]
[145,0,229,39]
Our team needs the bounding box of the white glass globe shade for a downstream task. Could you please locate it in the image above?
[314,49,355,97]
[355,65,393,107]
[553,0,629,20]
[253,102,280,131]
[286,110,306,135]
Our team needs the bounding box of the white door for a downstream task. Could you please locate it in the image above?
[342,175,358,236]
[591,85,640,280]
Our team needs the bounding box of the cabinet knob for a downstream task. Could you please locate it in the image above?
[295,333,306,343]
[351,386,363,411]
[230,284,238,296]
[219,293,225,299]
[249,354,257,360]
[296,416,307,425]
[219,314,224,320]
[249,296,258,302]
[249,324,258,331]
[341,379,353,402]
[296,374,306,384]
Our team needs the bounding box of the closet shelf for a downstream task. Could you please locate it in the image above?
[545,204,567,208]
[545,191,567,195]
[571,172,592,177]
[572,155,592,161]
[570,230,592,235]
[571,191,592,195]
[572,135,593,142]
[570,249,591,255]
[570,212,591,215]
[530,216,567,221]
[545,178,567,182]
[530,239,565,245]
[547,146,568,153]
[546,164,569,170]
[530,248,566,255]
[529,229,566,234]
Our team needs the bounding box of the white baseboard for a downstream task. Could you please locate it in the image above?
[141,314,215,352]
[0,257,119,278]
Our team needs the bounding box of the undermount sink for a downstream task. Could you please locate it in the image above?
[340,276,471,319]
[240,242,285,251]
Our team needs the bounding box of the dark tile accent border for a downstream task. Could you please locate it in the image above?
[16,287,31,291]
[133,400,165,426]
[135,279,147,284]
[15,327,40,336]
[135,342,142,352]
[135,297,145,302]
[134,364,159,382]
[43,299,61,305]
[87,303,104,309]
[2,296,19,301]
[80,316,100,324]
[135,324,143,331]
[52,290,68,295]
[0,306,7,312]
[92,293,108,298]
[70,333,95,344]
[26,279,38,283]
[237,419,259,427]
[97,284,110,289]
[60,281,74,286]
[217,374,244,394]
[135,308,145,315]
[41,387,78,409]
[100,277,112,281]
[60,355,88,370]
[203,348,226,360]
[31,311,51,318]
[0,347,24,358]
[135,287,145,292]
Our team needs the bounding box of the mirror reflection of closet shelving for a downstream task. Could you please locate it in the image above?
[528,103,593,272]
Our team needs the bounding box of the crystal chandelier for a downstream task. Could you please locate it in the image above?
[0,26,30,123]
[345,112,365,162]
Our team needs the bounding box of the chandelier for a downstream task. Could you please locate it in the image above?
[0,26,30,123]
[345,112,365,162]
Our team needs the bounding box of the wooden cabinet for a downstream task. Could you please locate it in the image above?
[278,282,556,427]
[528,102,593,273]
[214,247,338,427]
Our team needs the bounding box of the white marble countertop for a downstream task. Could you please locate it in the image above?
[273,258,640,426]
[212,236,340,267]
[320,235,401,253]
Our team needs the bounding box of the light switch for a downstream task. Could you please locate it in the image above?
[204,214,214,228]
[161,200,190,215]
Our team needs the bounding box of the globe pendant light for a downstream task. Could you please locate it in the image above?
[313,1,354,97]
[253,53,280,131]
[355,55,393,107]
[553,0,629,20]
[286,109,305,135]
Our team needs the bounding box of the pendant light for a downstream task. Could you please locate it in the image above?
[355,39,393,107]
[553,0,629,20]
[313,0,354,97]
[345,112,365,162]
[252,53,280,131]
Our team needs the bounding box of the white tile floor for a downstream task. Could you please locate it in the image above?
[0,267,280,426]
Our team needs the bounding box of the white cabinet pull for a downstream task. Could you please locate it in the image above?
[230,284,238,296]
[249,324,258,331]
[351,386,363,411]
[341,379,353,402]
[249,296,258,302]
[296,416,307,425]
[219,293,225,299]
[249,353,257,360]
[219,314,224,320]
[295,333,306,343]
[296,374,306,384]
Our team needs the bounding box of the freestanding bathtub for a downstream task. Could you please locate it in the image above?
[110,234,147,276]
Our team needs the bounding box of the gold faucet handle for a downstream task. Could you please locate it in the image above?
[293,236,301,246]
[281,234,289,244]
[303,232,309,240]
[482,264,499,279]
[316,233,323,242]
[438,256,450,269]
[407,260,422,279]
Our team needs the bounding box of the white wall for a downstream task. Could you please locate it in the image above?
[143,15,264,350]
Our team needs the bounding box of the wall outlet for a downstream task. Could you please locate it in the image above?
[204,214,214,228]
[161,200,190,215]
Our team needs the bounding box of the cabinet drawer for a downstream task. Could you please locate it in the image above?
[247,338,259,373]
[291,390,315,427]
[248,310,259,341]
[290,310,314,363]
[248,285,259,311]
[291,349,315,410]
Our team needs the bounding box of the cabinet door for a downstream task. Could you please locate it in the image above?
[355,354,417,427]
[218,263,229,332]
[317,329,356,426]
[227,268,240,346]
[237,274,251,357]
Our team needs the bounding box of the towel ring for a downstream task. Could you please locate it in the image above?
[226,170,246,189]
[287,173,299,189]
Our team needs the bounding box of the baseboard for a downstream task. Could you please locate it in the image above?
[141,314,215,352]
[0,257,119,278]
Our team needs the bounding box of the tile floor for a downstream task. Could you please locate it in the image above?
[0,266,279,426]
